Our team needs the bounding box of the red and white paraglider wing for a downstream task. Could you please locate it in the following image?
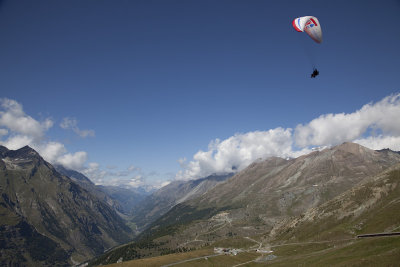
[304,17,322,43]
[292,17,303,32]
[292,16,322,44]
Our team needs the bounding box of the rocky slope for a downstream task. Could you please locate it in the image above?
[55,165,125,215]
[0,146,134,266]
[270,163,400,243]
[131,173,233,231]
[98,185,150,215]
[55,165,150,216]
[144,143,400,239]
[92,143,400,265]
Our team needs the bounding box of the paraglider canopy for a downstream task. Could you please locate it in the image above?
[292,16,323,78]
[292,16,322,44]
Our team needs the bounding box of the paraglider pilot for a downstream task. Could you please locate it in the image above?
[311,68,319,78]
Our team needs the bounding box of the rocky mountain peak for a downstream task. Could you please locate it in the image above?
[333,142,373,155]
[1,145,41,160]
[0,145,134,265]
[1,145,46,171]
[0,145,9,156]
[88,142,400,265]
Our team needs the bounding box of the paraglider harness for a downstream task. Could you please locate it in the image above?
[311,68,319,78]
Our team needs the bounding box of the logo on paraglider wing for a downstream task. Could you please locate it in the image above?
[309,18,318,26]
[305,18,318,29]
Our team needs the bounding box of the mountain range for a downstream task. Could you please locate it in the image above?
[55,165,150,216]
[2,142,400,266]
[130,173,233,231]
[142,143,400,241]
[90,142,400,265]
[0,146,134,266]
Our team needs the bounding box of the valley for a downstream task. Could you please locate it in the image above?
[1,143,400,266]
[88,143,400,266]
[2,2,400,266]
[100,235,400,266]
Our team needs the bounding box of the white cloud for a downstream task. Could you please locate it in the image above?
[0,98,53,141]
[0,98,154,189]
[39,142,67,163]
[152,180,171,189]
[81,162,144,187]
[56,151,88,170]
[0,98,91,172]
[294,94,400,147]
[177,93,400,180]
[1,135,35,150]
[176,128,308,180]
[3,94,400,189]
[60,117,95,138]
[127,175,144,188]
[354,135,400,151]
[82,162,106,184]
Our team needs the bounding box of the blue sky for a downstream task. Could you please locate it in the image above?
[1,0,400,188]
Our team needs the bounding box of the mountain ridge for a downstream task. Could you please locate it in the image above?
[130,173,233,231]
[268,162,400,252]
[0,145,134,265]
[91,142,400,265]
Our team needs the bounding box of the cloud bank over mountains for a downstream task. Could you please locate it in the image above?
[176,128,311,180]
[1,94,400,186]
[177,94,400,180]
[294,94,400,148]
[0,99,164,189]
[0,98,91,170]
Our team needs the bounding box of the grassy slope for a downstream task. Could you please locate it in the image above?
[105,249,214,267]
[105,249,260,267]
[101,168,400,266]
[262,237,400,267]
[104,237,400,266]
[272,169,400,243]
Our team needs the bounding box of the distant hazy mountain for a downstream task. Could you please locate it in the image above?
[54,165,124,214]
[55,165,150,215]
[0,146,134,266]
[131,173,233,231]
[97,185,150,215]
[94,143,400,265]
